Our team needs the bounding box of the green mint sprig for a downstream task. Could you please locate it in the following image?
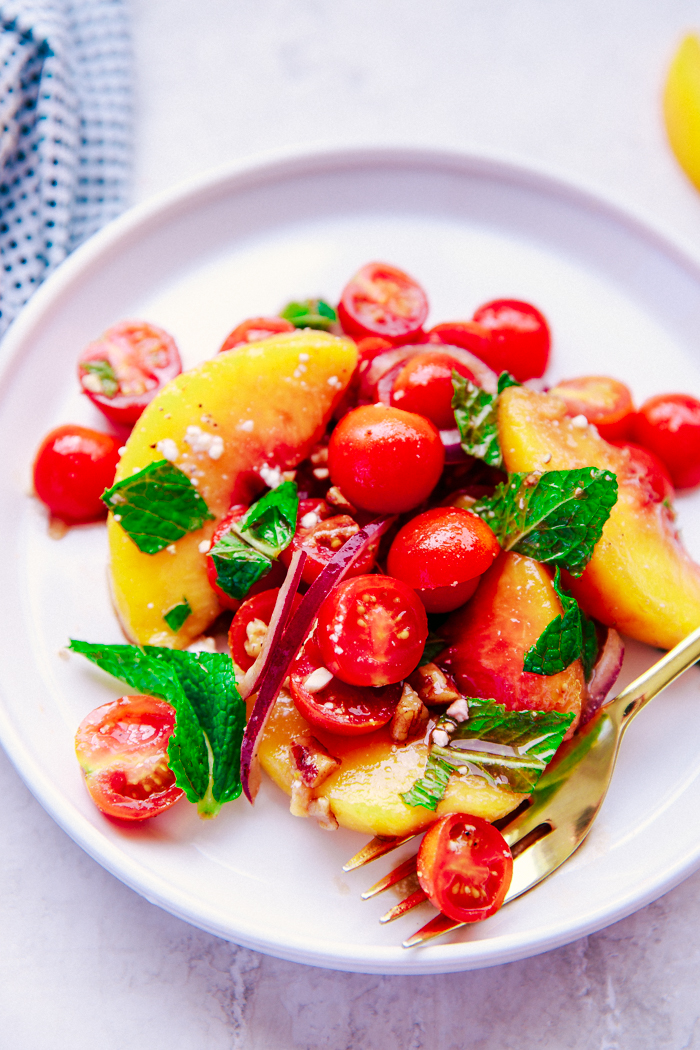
[163,599,192,633]
[82,359,119,398]
[69,640,245,818]
[523,568,598,678]
[102,460,214,555]
[452,371,520,468]
[280,298,337,331]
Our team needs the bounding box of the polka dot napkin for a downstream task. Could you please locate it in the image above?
[0,0,132,338]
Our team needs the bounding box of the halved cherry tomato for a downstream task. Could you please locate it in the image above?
[205,505,285,611]
[417,813,513,923]
[316,575,428,687]
[290,635,401,736]
[390,351,476,430]
[279,498,378,585]
[548,376,634,441]
[218,316,295,353]
[78,321,182,426]
[33,424,121,523]
[471,299,550,381]
[75,695,183,821]
[611,441,674,504]
[228,587,302,671]
[338,262,428,345]
[387,507,500,613]
[632,393,700,489]
[427,321,492,361]
[328,404,445,514]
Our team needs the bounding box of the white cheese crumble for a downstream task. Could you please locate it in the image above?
[571,414,589,428]
[184,425,225,459]
[304,667,334,693]
[258,463,284,488]
[167,544,177,554]
[238,419,254,433]
[327,375,342,389]
[301,511,319,528]
[198,540,211,554]
[156,438,179,462]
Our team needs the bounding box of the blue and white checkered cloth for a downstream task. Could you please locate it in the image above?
[0,0,131,336]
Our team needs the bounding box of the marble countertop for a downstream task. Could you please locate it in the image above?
[4,1,700,1046]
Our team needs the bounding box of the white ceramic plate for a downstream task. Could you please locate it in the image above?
[2,146,700,975]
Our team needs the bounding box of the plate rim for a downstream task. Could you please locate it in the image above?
[3,142,700,974]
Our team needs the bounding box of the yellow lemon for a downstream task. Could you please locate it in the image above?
[664,34,700,191]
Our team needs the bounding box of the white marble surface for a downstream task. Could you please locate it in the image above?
[4,0,700,1045]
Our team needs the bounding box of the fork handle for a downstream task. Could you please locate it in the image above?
[608,622,700,729]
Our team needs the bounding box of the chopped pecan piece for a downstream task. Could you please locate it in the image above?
[289,733,341,788]
[409,662,461,705]
[244,617,267,660]
[390,682,429,742]
[325,485,357,515]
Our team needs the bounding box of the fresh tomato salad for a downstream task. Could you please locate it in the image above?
[33,261,700,929]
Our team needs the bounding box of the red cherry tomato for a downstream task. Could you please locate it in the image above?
[78,321,182,426]
[417,813,513,923]
[548,376,634,441]
[611,441,674,504]
[471,299,551,381]
[218,316,295,352]
[33,424,121,523]
[338,262,429,345]
[75,695,184,821]
[205,505,285,611]
[427,321,492,361]
[279,498,378,585]
[290,635,401,736]
[390,352,476,430]
[632,393,700,489]
[228,587,302,671]
[328,404,445,514]
[316,575,428,687]
[387,507,500,613]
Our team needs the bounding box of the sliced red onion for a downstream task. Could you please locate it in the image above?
[361,343,499,406]
[581,628,624,724]
[240,514,395,802]
[238,547,307,701]
[440,428,469,463]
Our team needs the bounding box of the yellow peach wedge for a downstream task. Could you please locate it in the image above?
[664,34,700,193]
[108,331,357,648]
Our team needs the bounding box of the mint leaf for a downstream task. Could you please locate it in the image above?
[523,569,582,675]
[236,480,298,558]
[581,616,598,681]
[418,632,446,667]
[452,371,520,468]
[473,468,617,576]
[103,460,214,555]
[164,599,192,633]
[210,530,273,600]
[280,298,337,331]
[68,640,245,817]
[401,697,573,808]
[82,359,119,398]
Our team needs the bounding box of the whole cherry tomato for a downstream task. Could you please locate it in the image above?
[390,351,476,430]
[548,375,634,441]
[228,587,302,671]
[279,498,378,585]
[387,507,500,613]
[417,813,513,923]
[290,635,401,736]
[328,404,445,514]
[338,262,428,345]
[206,505,285,611]
[316,575,428,687]
[611,441,674,504]
[471,299,551,381]
[218,316,295,352]
[632,393,700,489]
[33,424,121,523]
[75,695,184,821]
[78,321,182,426]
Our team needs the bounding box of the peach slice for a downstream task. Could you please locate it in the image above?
[108,331,357,648]
[664,34,700,193]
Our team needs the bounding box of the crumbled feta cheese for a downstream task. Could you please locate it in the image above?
[198,540,211,554]
[156,438,179,462]
[167,544,177,554]
[301,511,319,528]
[298,352,310,362]
[208,435,224,460]
[113,514,122,522]
[571,414,589,428]
[432,729,450,747]
[81,372,104,394]
[238,419,254,433]
[147,603,154,609]
[258,463,284,488]
[184,425,225,459]
[118,446,127,456]
[327,375,342,389]
[304,667,334,693]
[446,698,470,722]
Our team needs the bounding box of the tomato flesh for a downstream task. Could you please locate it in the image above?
[78,321,182,426]
[75,695,183,821]
[33,424,121,523]
[417,813,513,923]
[338,262,428,345]
[328,404,445,514]
[219,316,295,352]
[471,299,550,381]
[387,507,500,613]
[390,351,476,430]
[548,375,634,441]
[632,393,700,489]
[316,575,428,687]
[290,636,401,736]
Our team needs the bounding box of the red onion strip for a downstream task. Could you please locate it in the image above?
[238,547,307,701]
[440,428,469,463]
[240,515,395,802]
[581,628,624,724]
[361,342,499,404]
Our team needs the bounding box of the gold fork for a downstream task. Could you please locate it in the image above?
[344,623,700,948]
